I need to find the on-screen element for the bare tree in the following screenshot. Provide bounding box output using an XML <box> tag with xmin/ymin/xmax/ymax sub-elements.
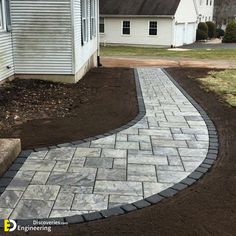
<box><xmin>214</xmin><ymin>0</ymin><xmax>236</xmax><ymax>27</ymax></box>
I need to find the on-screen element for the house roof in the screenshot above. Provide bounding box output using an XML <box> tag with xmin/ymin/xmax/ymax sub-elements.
<box><xmin>100</xmin><ymin>0</ymin><xmax>181</xmax><ymax>16</ymax></box>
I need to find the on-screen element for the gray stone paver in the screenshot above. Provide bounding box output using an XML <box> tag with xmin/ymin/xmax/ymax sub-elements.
<box><xmin>31</xmin><ymin>171</ymin><xmax>51</xmax><ymax>184</ymax></box>
<box><xmin>0</xmin><ymin>190</ymin><xmax>23</xmax><ymax>208</ymax></box>
<box><xmin>109</xmin><ymin>195</ymin><xmax>141</xmax><ymax>208</ymax></box>
<box><xmin>127</xmin><ymin>164</ymin><xmax>157</xmax><ymax>182</ymax></box>
<box><xmin>84</xmin><ymin>157</ymin><xmax>113</xmax><ymax>168</ymax></box>
<box><xmin>113</xmin><ymin>158</ymin><xmax>126</xmax><ymax>169</ymax></box>
<box><xmin>94</xmin><ymin>181</ymin><xmax>143</xmax><ymax>196</ymax></box>
<box><xmin>0</xmin><ymin>68</ymin><xmax>209</xmax><ymax>219</ymax></box>
<box><xmin>10</xmin><ymin>200</ymin><xmax>54</xmax><ymax>219</ymax></box>
<box><xmin>22</xmin><ymin>185</ymin><xmax>60</xmax><ymax>201</ymax></box>
<box><xmin>54</xmin><ymin>192</ymin><xmax>74</xmax><ymax>210</ymax></box>
<box><xmin>72</xmin><ymin>194</ymin><xmax>108</xmax><ymax>211</ymax></box>
<box><xmin>97</xmin><ymin>168</ymin><xmax>126</xmax><ymax>181</ymax></box>
<box><xmin>143</xmin><ymin>182</ymin><xmax>174</xmax><ymax>198</ymax></box>
<box><xmin>0</xmin><ymin>208</ymin><xmax>13</xmax><ymax>218</ymax></box>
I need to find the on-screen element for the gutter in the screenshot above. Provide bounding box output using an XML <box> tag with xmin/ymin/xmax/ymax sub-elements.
<box><xmin>100</xmin><ymin>14</ymin><xmax>174</xmax><ymax>18</ymax></box>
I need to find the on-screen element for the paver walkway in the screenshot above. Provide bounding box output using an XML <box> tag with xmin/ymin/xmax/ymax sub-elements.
<box><xmin>0</xmin><ymin>68</ymin><xmax>209</xmax><ymax>219</ymax></box>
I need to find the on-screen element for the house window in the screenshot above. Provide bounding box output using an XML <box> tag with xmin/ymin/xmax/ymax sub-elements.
<box><xmin>0</xmin><ymin>0</ymin><xmax>5</xmax><ymax>31</ymax></box>
<box><xmin>99</xmin><ymin>17</ymin><xmax>104</xmax><ymax>33</ymax></box>
<box><xmin>122</xmin><ymin>21</ymin><xmax>130</xmax><ymax>35</ymax></box>
<box><xmin>81</xmin><ymin>0</ymin><xmax>88</xmax><ymax>44</ymax></box>
<box><xmin>149</xmin><ymin>21</ymin><xmax>157</xmax><ymax>35</ymax></box>
<box><xmin>90</xmin><ymin>0</ymin><xmax>96</xmax><ymax>38</ymax></box>
<box><xmin>206</xmin><ymin>0</ymin><xmax>209</xmax><ymax>5</ymax></box>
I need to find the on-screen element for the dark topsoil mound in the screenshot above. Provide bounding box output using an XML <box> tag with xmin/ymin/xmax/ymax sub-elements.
<box><xmin>0</xmin><ymin>68</ymin><xmax>138</xmax><ymax>149</ymax></box>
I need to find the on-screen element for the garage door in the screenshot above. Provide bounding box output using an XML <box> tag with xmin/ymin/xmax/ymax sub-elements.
<box><xmin>186</xmin><ymin>23</ymin><xmax>196</xmax><ymax>44</ymax></box>
<box><xmin>175</xmin><ymin>23</ymin><xmax>185</xmax><ymax>47</ymax></box>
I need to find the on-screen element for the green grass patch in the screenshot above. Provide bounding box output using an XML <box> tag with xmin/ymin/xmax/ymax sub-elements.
<box><xmin>101</xmin><ymin>46</ymin><xmax>236</xmax><ymax>60</ymax></box>
<box><xmin>197</xmin><ymin>69</ymin><xmax>236</xmax><ymax>107</ymax></box>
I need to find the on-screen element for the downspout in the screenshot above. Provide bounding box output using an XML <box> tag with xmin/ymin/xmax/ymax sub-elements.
<box><xmin>97</xmin><ymin>0</ymin><xmax>102</xmax><ymax>66</ymax></box>
<box><xmin>171</xmin><ymin>16</ymin><xmax>175</xmax><ymax>48</ymax></box>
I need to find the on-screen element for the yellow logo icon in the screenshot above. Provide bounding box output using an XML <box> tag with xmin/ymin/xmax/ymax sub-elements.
<box><xmin>4</xmin><ymin>219</ymin><xmax>17</xmax><ymax>232</ymax></box>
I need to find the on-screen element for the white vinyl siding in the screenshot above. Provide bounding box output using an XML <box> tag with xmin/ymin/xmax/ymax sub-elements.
<box><xmin>10</xmin><ymin>0</ymin><xmax>73</xmax><ymax>74</ymax></box>
<box><xmin>73</xmin><ymin>0</ymin><xmax>98</xmax><ymax>74</ymax></box>
<box><xmin>0</xmin><ymin>33</ymin><xmax>14</xmax><ymax>81</ymax></box>
<box><xmin>100</xmin><ymin>18</ymin><xmax>172</xmax><ymax>46</ymax></box>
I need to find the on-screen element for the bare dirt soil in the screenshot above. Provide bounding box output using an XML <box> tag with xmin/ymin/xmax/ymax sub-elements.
<box><xmin>0</xmin><ymin>68</ymin><xmax>138</xmax><ymax>149</ymax></box>
<box><xmin>101</xmin><ymin>56</ymin><xmax>236</xmax><ymax>69</ymax></box>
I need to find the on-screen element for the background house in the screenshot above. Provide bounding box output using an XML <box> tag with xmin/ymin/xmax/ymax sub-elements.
<box><xmin>100</xmin><ymin>0</ymin><xmax>214</xmax><ymax>47</ymax></box>
<box><xmin>0</xmin><ymin>0</ymin><xmax>99</xmax><ymax>83</ymax></box>
<box><xmin>195</xmin><ymin>0</ymin><xmax>214</xmax><ymax>23</ymax></box>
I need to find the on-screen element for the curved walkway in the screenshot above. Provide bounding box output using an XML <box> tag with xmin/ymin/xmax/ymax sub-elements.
<box><xmin>0</xmin><ymin>68</ymin><xmax>210</xmax><ymax>219</ymax></box>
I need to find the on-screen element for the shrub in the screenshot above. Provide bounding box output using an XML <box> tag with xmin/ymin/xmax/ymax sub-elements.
<box><xmin>196</xmin><ymin>29</ymin><xmax>208</xmax><ymax>40</ymax></box>
<box><xmin>216</xmin><ymin>28</ymin><xmax>225</xmax><ymax>38</ymax></box>
<box><xmin>223</xmin><ymin>21</ymin><xmax>236</xmax><ymax>43</ymax></box>
<box><xmin>196</xmin><ymin>22</ymin><xmax>208</xmax><ymax>41</ymax></box>
<box><xmin>206</xmin><ymin>21</ymin><xmax>216</xmax><ymax>38</ymax></box>
<box><xmin>198</xmin><ymin>22</ymin><xmax>208</xmax><ymax>34</ymax></box>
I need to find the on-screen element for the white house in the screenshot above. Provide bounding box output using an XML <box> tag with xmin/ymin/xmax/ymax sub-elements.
<box><xmin>0</xmin><ymin>0</ymin><xmax>99</xmax><ymax>83</ymax></box>
<box><xmin>195</xmin><ymin>0</ymin><xmax>214</xmax><ymax>23</ymax></box>
<box><xmin>100</xmin><ymin>0</ymin><xmax>214</xmax><ymax>47</ymax></box>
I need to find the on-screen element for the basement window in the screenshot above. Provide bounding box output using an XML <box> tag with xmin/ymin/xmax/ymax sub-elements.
<box><xmin>122</xmin><ymin>21</ymin><xmax>130</xmax><ymax>35</ymax></box>
<box><xmin>149</xmin><ymin>21</ymin><xmax>157</xmax><ymax>35</ymax></box>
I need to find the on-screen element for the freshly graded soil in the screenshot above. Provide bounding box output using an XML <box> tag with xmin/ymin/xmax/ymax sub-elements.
<box><xmin>0</xmin><ymin>68</ymin><xmax>138</xmax><ymax>149</ymax></box>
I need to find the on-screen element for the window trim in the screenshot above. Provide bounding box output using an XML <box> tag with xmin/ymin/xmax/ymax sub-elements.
<box><xmin>90</xmin><ymin>0</ymin><xmax>96</xmax><ymax>39</ymax></box>
<box><xmin>81</xmin><ymin>0</ymin><xmax>88</xmax><ymax>45</ymax></box>
<box><xmin>0</xmin><ymin>0</ymin><xmax>6</xmax><ymax>32</ymax></box>
<box><xmin>149</xmin><ymin>21</ymin><xmax>157</xmax><ymax>36</ymax></box>
<box><xmin>122</xmin><ymin>20</ymin><xmax>130</xmax><ymax>36</ymax></box>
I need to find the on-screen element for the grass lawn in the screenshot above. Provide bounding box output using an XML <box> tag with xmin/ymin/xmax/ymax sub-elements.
<box><xmin>101</xmin><ymin>46</ymin><xmax>236</xmax><ymax>60</ymax></box>
<box><xmin>197</xmin><ymin>69</ymin><xmax>236</xmax><ymax>107</ymax></box>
